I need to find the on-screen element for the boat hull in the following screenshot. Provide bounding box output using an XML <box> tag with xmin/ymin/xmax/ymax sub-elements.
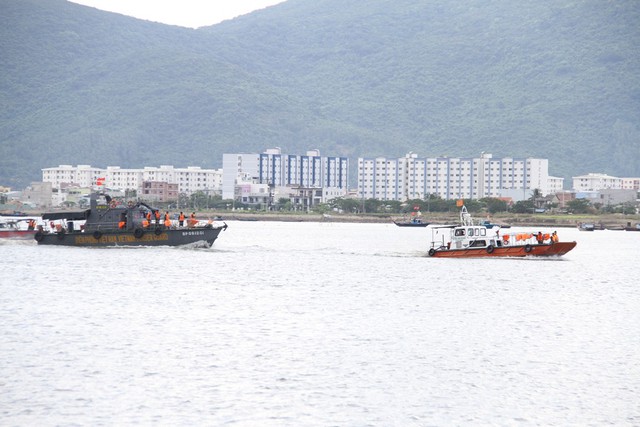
<box><xmin>0</xmin><ymin>230</ymin><xmax>35</xmax><ymax>240</ymax></box>
<box><xmin>34</xmin><ymin>227</ymin><xmax>225</xmax><ymax>247</ymax></box>
<box><xmin>428</xmin><ymin>242</ymin><xmax>577</xmax><ymax>258</ymax></box>
<box><xmin>394</xmin><ymin>221</ymin><xmax>429</xmax><ymax>227</ymax></box>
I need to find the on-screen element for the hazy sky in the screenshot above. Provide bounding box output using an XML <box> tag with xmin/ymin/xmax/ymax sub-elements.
<box><xmin>69</xmin><ymin>0</ymin><xmax>286</xmax><ymax>28</ymax></box>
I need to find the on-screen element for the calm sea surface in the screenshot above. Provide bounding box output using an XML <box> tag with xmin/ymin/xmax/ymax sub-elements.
<box><xmin>1</xmin><ymin>221</ymin><xmax>639</xmax><ymax>426</ymax></box>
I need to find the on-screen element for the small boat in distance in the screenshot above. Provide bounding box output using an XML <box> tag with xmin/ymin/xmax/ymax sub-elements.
<box><xmin>394</xmin><ymin>208</ymin><xmax>429</xmax><ymax>227</ymax></box>
<box><xmin>479</xmin><ymin>219</ymin><xmax>511</xmax><ymax>229</ymax></box>
<box><xmin>427</xmin><ymin>205</ymin><xmax>576</xmax><ymax>258</ymax></box>
<box><xmin>0</xmin><ymin>219</ymin><xmax>36</xmax><ymax>240</ymax></box>
<box><xmin>34</xmin><ymin>193</ymin><xmax>227</xmax><ymax>247</ymax></box>
<box><xmin>577</xmin><ymin>222</ymin><xmax>595</xmax><ymax>231</ymax></box>
<box><xmin>393</xmin><ymin>218</ymin><xmax>429</xmax><ymax>227</ymax></box>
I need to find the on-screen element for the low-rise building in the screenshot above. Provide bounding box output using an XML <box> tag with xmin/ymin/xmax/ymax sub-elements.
<box><xmin>42</xmin><ymin>164</ymin><xmax>222</xmax><ymax>196</ymax></box>
<box><xmin>572</xmin><ymin>173</ymin><xmax>622</xmax><ymax>191</ymax></box>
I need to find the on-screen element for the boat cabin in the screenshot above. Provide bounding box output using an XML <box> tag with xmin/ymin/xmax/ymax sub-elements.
<box><xmin>433</xmin><ymin>224</ymin><xmax>502</xmax><ymax>250</ymax></box>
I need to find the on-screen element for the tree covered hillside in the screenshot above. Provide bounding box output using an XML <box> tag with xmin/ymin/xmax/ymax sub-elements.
<box><xmin>1</xmin><ymin>0</ymin><xmax>639</xmax><ymax>188</ymax></box>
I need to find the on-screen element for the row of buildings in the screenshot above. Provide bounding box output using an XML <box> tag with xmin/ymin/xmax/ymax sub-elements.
<box><xmin>6</xmin><ymin>148</ymin><xmax>639</xmax><ymax>208</ymax></box>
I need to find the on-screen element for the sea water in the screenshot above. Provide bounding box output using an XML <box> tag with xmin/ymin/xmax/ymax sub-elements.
<box><xmin>1</xmin><ymin>222</ymin><xmax>638</xmax><ymax>426</ymax></box>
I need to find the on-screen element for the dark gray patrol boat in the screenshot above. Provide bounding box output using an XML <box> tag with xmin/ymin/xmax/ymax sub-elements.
<box><xmin>35</xmin><ymin>193</ymin><xmax>227</xmax><ymax>247</ymax></box>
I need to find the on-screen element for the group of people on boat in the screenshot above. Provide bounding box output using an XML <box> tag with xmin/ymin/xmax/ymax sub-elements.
<box><xmin>499</xmin><ymin>230</ymin><xmax>559</xmax><ymax>245</ymax></box>
<box><xmin>139</xmin><ymin>210</ymin><xmax>200</xmax><ymax>229</ymax></box>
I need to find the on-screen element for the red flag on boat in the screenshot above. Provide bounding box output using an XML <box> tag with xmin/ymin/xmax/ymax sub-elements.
<box><xmin>96</xmin><ymin>177</ymin><xmax>105</xmax><ymax>186</ymax></box>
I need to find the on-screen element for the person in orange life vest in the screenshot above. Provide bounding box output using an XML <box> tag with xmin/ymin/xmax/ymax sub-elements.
<box><xmin>178</xmin><ymin>212</ymin><xmax>185</xmax><ymax>227</ymax></box>
<box><xmin>142</xmin><ymin>218</ymin><xmax>150</xmax><ymax>228</ymax></box>
<box><xmin>146</xmin><ymin>211</ymin><xmax>152</xmax><ymax>224</ymax></box>
<box><xmin>28</xmin><ymin>219</ymin><xmax>36</xmax><ymax>230</ymax></box>
<box><xmin>154</xmin><ymin>210</ymin><xmax>161</xmax><ymax>225</ymax></box>
<box><xmin>188</xmin><ymin>212</ymin><xmax>197</xmax><ymax>228</ymax></box>
<box><xmin>536</xmin><ymin>231</ymin><xmax>544</xmax><ymax>244</ymax></box>
<box><xmin>119</xmin><ymin>212</ymin><xmax>127</xmax><ymax>229</ymax></box>
<box><xmin>164</xmin><ymin>212</ymin><xmax>171</xmax><ymax>228</ymax></box>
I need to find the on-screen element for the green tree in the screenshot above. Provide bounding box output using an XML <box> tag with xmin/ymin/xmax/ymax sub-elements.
<box><xmin>481</xmin><ymin>197</ymin><xmax>508</xmax><ymax>214</ymax></box>
<box><xmin>512</xmin><ymin>199</ymin><xmax>535</xmax><ymax>214</ymax></box>
<box><xmin>567</xmin><ymin>198</ymin><xmax>591</xmax><ymax>214</ymax></box>
<box><xmin>332</xmin><ymin>197</ymin><xmax>361</xmax><ymax>213</ymax></box>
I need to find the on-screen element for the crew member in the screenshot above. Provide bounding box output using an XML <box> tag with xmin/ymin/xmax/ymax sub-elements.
<box><xmin>164</xmin><ymin>212</ymin><xmax>171</xmax><ymax>228</ymax></box>
<box><xmin>188</xmin><ymin>212</ymin><xmax>197</xmax><ymax>228</ymax></box>
<box><xmin>154</xmin><ymin>210</ymin><xmax>161</xmax><ymax>225</ymax></box>
<box><xmin>551</xmin><ymin>231</ymin><xmax>559</xmax><ymax>243</ymax></box>
<box><xmin>119</xmin><ymin>212</ymin><xmax>127</xmax><ymax>229</ymax></box>
<box><xmin>178</xmin><ymin>212</ymin><xmax>185</xmax><ymax>227</ymax></box>
<box><xmin>536</xmin><ymin>231</ymin><xmax>544</xmax><ymax>244</ymax></box>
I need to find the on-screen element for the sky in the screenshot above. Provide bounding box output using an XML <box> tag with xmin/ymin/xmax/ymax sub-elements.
<box><xmin>68</xmin><ymin>0</ymin><xmax>287</xmax><ymax>28</ymax></box>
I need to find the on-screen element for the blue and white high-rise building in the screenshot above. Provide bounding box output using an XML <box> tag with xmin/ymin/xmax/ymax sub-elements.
<box><xmin>222</xmin><ymin>148</ymin><xmax>349</xmax><ymax>202</ymax></box>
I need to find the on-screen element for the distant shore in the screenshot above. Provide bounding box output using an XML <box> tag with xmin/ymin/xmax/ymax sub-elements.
<box><xmin>5</xmin><ymin>208</ymin><xmax>638</xmax><ymax>230</ymax></box>
<box><xmin>207</xmin><ymin>211</ymin><xmax>640</xmax><ymax>229</ymax></box>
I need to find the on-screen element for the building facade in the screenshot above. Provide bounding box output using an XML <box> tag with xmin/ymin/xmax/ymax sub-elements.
<box><xmin>42</xmin><ymin>165</ymin><xmax>103</xmax><ymax>188</ymax></box>
<box><xmin>358</xmin><ymin>153</ymin><xmax>551</xmax><ymax>202</ymax></box>
<box><xmin>572</xmin><ymin>173</ymin><xmax>622</xmax><ymax>192</ymax></box>
<box><xmin>42</xmin><ymin>165</ymin><xmax>222</xmax><ymax>196</ymax></box>
<box><xmin>222</xmin><ymin>148</ymin><xmax>349</xmax><ymax>202</ymax></box>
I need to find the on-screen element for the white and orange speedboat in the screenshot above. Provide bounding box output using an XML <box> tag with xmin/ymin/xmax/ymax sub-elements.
<box><xmin>427</xmin><ymin>206</ymin><xmax>576</xmax><ymax>258</ymax></box>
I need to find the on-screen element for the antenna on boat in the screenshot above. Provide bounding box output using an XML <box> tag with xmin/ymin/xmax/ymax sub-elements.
<box><xmin>460</xmin><ymin>205</ymin><xmax>473</xmax><ymax>226</ymax></box>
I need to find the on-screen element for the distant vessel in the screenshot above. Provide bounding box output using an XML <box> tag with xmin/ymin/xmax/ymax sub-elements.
<box><xmin>393</xmin><ymin>218</ymin><xmax>429</xmax><ymax>227</ymax></box>
<box><xmin>479</xmin><ymin>219</ymin><xmax>511</xmax><ymax>229</ymax></box>
<box><xmin>0</xmin><ymin>219</ymin><xmax>36</xmax><ymax>240</ymax></box>
<box><xmin>427</xmin><ymin>205</ymin><xmax>576</xmax><ymax>258</ymax></box>
<box><xmin>394</xmin><ymin>209</ymin><xmax>429</xmax><ymax>227</ymax></box>
<box><xmin>35</xmin><ymin>193</ymin><xmax>227</xmax><ymax>247</ymax></box>
<box><xmin>577</xmin><ymin>222</ymin><xmax>595</xmax><ymax>231</ymax></box>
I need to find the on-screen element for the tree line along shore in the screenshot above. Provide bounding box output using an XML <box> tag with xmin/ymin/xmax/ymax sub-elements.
<box><xmin>210</xmin><ymin>211</ymin><xmax>639</xmax><ymax>229</ymax></box>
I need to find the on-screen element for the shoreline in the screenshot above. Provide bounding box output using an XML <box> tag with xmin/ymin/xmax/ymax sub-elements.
<box><xmin>213</xmin><ymin>211</ymin><xmax>639</xmax><ymax>229</ymax></box>
<box><xmin>5</xmin><ymin>209</ymin><xmax>638</xmax><ymax>230</ymax></box>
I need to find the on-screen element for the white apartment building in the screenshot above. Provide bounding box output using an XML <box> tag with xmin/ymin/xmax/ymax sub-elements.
<box><xmin>106</xmin><ymin>166</ymin><xmax>143</xmax><ymax>190</ymax></box>
<box><xmin>358</xmin><ymin>153</ymin><xmax>551</xmax><ymax>202</ymax></box>
<box><xmin>42</xmin><ymin>165</ymin><xmax>223</xmax><ymax>195</ymax></box>
<box><xmin>222</xmin><ymin>148</ymin><xmax>349</xmax><ymax>201</ymax></box>
<box><xmin>42</xmin><ymin>164</ymin><xmax>103</xmax><ymax>188</ymax></box>
<box><xmin>548</xmin><ymin>176</ymin><xmax>565</xmax><ymax>194</ymax></box>
<box><xmin>142</xmin><ymin>166</ymin><xmax>223</xmax><ymax>195</ymax></box>
<box><xmin>572</xmin><ymin>173</ymin><xmax>622</xmax><ymax>192</ymax></box>
<box><xmin>621</xmin><ymin>177</ymin><xmax>640</xmax><ymax>190</ymax></box>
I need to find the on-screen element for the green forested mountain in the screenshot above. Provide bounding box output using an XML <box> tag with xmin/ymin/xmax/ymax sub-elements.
<box><xmin>1</xmin><ymin>0</ymin><xmax>639</xmax><ymax>188</ymax></box>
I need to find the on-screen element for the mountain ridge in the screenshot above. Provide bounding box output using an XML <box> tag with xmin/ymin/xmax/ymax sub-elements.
<box><xmin>1</xmin><ymin>0</ymin><xmax>639</xmax><ymax>188</ymax></box>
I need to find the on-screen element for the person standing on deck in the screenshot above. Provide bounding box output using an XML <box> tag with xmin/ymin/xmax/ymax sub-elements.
<box><xmin>179</xmin><ymin>212</ymin><xmax>185</xmax><ymax>227</ymax></box>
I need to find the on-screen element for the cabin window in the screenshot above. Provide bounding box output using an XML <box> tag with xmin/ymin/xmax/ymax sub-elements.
<box><xmin>454</xmin><ymin>229</ymin><xmax>465</xmax><ymax>237</ymax></box>
<box><xmin>481</xmin><ymin>229</ymin><xmax>486</xmax><ymax>236</ymax></box>
<box><xmin>469</xmin><ymin>240</ymin><xmax>487</xmax><ymax>247</ymax></box>
<box><xmin>468</xmin><ymin>228</ymin><xmax>474</xmax><ymax>236</ymax></box>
